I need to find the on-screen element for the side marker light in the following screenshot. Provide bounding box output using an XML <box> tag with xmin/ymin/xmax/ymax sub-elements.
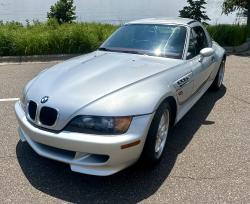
<box><xmin>121</xmin><ymin>140</ymin><xmax>141</xmax><ymax>149</ymax></box>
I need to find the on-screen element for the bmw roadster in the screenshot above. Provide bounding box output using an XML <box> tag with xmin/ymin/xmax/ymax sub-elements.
<box><xmin>15</xmin><ymin>18</ymin><xmax>226</xmax><ymax>176</ymax></box>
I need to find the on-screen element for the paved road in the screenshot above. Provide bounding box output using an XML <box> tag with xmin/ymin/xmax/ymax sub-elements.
<box><xmin>1</xmin><ymin>56</ymin><xmax>250</xmax><ymax>203</ymax></box>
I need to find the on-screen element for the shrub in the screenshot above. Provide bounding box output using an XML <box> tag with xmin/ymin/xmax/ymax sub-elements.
<box><xmin>0</xmin><ymin>21</ymin><xmax>119</xmax><ymax>56</ymax></box>
<box><xmin>205</xmin><ymin>24</ymin><xmax>250</xmax><ymax>46</ymax></box>
<box><xmin>46</xmin><ymin>18</ymin><xmax>60</xmax><ymax>28</ymax></box>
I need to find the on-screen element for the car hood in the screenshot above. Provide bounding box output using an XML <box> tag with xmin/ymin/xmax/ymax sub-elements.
<box><xmin>27</xmin><ymin>51</ymin><xmax>183</xmax><ymax>130</ymax></box>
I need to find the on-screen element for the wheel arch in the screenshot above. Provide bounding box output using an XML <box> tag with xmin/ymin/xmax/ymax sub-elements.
<box><xmin>156</xmin><ymin>96</ymin><xmax>177</xmax><ymax>127</ymax></box>
<box><xmin>218</xmin><ymin>52</ymin><xmax>227</xmax><ymax>72</ymax></box>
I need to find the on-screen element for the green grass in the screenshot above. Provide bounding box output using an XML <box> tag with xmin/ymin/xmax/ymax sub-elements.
<box><xmin>0</xmin><ymin>20</ymin><xmax>119</xmax><ymax>56</ymax></box>
<box><xmin>205</xmin><ymin>24</ymin><xmax>250</xmax><ymax>47</ymax></box>
<box><xmin>0</xmin><ymin>20</ymin><xmax>249</xmax><ymax>56</ymax></box>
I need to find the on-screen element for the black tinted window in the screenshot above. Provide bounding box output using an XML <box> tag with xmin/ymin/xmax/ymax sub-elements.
<box><xmin>186</xmin><ymin>26</ymin><xmax>207</xmax><ymax>60</ymax></box>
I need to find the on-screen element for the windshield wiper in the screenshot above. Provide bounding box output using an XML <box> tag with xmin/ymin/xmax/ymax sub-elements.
<box><xmin>118</xmin><ymin>50</ymin><xmax>146</xmax><ymax>55</ymax></box>
<box><xmin>98</xmin><ymin>48</ymin><xmax>148</xmax><ymax>56</ymax></box>
<box><xmin>97</xmin><ymin>47</ymin><xmax>113</xmax><ymax>52</ymax></box>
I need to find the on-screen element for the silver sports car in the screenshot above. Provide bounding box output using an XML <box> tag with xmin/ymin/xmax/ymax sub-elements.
<box><xmin>15</xmin><ymin>18</ymin><xmax>226</xmax><ymax>176</ymax></box>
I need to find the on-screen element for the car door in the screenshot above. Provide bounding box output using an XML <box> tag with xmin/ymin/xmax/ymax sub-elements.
<box><xmin>187</xmin><ymin>26</ymin><xmax>215</xmax><ymax>96</ymax></box>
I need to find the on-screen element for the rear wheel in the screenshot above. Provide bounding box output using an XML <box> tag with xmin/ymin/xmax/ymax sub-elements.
<box><xmin>210</xmin><ymin>58</ymin><xmax>226</xmax><ymax>91</ymax></box>
<box><xmin>139</xmin><ymin>101</ymin><xmax>171</xmax><ymax>167</ymax></box>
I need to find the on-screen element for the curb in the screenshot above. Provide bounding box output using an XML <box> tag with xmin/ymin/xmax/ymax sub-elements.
<box><xmin>0</xmin><ymin>54</ymin><xmax>83</xmax><ymax>63</ymax></box>
<box><xmin>223</xmin><ymin>42</ymin><xmax>250</xmax><ymax>53</ymax></box>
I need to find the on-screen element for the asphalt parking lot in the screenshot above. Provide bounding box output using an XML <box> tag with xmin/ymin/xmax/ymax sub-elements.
<box><xmin>1</xmin><ymin>55</ymin><xmax>250</xmax><ymax>203</ymax></box>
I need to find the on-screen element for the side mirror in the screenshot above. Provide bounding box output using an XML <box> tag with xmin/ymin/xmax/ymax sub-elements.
<box><xmin>199</xmin><ymin>48</ymin><xmax>215</xmax><ymax>62</ymax></box>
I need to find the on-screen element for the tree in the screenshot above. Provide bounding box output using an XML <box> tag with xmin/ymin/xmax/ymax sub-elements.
<box><xmin>222</xmin><ymin>0</ymin><xmax>250</xmax><ymax>27</ymax></box>
<box><xmin>47</xmin><ymin>0</ymin><xmax>77</xmax><ymax>24</ymax></box>
<box><xmin>179</xmin><ymin>0</ymin><xmax>211</xmax><ymax>22</ymax></box>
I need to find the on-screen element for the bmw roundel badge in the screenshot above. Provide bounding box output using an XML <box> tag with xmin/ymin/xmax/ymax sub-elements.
<box><xmin>41</xmin><ymin>96</ymin><xmax>49</xmax><ymax>103</ymax></box>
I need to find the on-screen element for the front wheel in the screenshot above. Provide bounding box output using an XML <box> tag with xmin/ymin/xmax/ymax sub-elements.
<box><xmin>210</xmin><ymin>58</ymin><xmax>226</xmax><ymax>91</ymax></box>
<box><xmin>138</xmin><ymin>101</ymin><xmax>171</xmax><ymax>167</ymax></box>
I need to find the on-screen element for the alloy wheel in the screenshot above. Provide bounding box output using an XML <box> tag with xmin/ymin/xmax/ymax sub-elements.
<box><xmin>155</xmin><ymin>109</ymin><xmax>169</xmax><ymax>159</ymax></box>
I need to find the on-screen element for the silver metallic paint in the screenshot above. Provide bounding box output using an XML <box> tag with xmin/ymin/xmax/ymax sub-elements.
<box><xmin>25</xmin><ymin>52</ymin><xmax>189</xmax><ymax>130</ymax></box>
<box><xmin>15</xmin><ymin>18</ymin><xmax>226</xmax><ymax>176</ymax></box>
<box><xmin>199</xmin><ymin>48</ymin><xmax>215</xmax><ymax>62</ymax></box>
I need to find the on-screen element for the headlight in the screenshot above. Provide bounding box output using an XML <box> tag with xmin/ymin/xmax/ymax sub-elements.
<box><xmin>65</xmin><ymin>116</ymin><xmax>133</xmax><ymax>135</ymax></box>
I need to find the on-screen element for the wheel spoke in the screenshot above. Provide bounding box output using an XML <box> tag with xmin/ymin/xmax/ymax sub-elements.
<box><xmin>159</xmin><ymin>125</ymin><xmax>165</xmax><ymax>140</ymax></box>
<box><xmin>155</xmin><ymin>137</ymin><xmax>162</xmax><ymax>152</ymax></box>
<box><xmin>158</xmin><ymin>115</ymin><xmax>164</xmax><ymax>131</ymax></box>
<box><xmin>158</xmin><ymin>118</ymin><xmax>162</xmax><ymax>131</ymax></box>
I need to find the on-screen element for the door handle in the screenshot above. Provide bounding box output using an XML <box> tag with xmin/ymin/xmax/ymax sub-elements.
<box><xmin>211</xmin><ymin>56</ymin><xmax>215</xmax><ymax>62</ymax></box>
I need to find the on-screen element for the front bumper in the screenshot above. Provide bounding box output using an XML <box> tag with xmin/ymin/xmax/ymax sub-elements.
<box><xmin>15</xmin><ymin>101</ymin><xmax>154</xmax><ymax>176</ymax></box>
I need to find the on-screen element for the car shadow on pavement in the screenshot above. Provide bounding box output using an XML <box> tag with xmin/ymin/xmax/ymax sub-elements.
<box><xmin>16</xmin><ymin>85</ymin><xmax>226</xmax><ymax>204</ymax></box>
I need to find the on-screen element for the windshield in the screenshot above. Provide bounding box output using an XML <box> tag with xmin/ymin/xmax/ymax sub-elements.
<box><xmin>99</xmin><ymin>24</ymin><xmax>187</xmax><ymax>59</ymax></box>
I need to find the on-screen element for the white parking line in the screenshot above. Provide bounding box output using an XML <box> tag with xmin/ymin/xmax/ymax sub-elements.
<box><xmin>0</xmin><ymin>98</ymin><xmax>19</xmax><ymax>102</ymax></box>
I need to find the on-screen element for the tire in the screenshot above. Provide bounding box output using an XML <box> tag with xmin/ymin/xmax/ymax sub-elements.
<box><xmin>210</xmin><ymin>57</ymin><xmax>226</xmax><ymax>91</ymax></box>
<box><xmin>138</xmin><ymin>101</ymin><xmax>171</xmax><ymax>167</ymax></box>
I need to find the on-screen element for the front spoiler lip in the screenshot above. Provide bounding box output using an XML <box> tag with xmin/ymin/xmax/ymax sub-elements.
<box><xmin>15</xmin><ymin>100</ymin><xmax>155</xmax><ymax>176</ymax></box>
